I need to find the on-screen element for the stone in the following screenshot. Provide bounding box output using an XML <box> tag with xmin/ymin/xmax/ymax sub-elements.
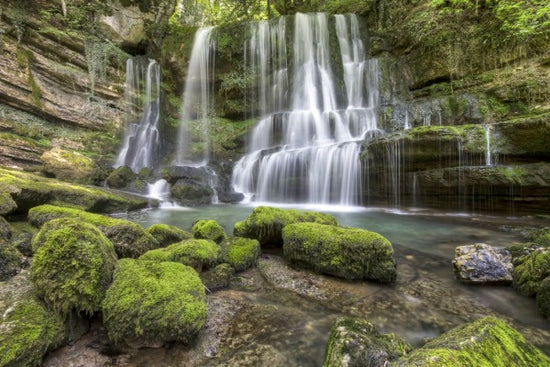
<box><xmin>192</xmin><ymin>219</ymin><xmax>227</xmax><ymax>244</ymax></box>
<box><xmin>40</xmin><ymin>147</ymin><xmax>97</xmax><ymax>184</ymax></box>
<box><xmin>0</xmin><ymin>190</ymin><xmax>17</xmax><ymax>215</ymax></box>
<box><xmin>146</xmin><ymin>223</ymin><xmax>192</xmax><ymax>247</ymax></box>
<box><xmin>513</xmin><ymin>248</ymin><xmax>550</xmax><ymax>297</ymax></box>
<box><xmin>105</xmin><ymin>165</ymin><xmax>136</xmax><ymax>189</ymax></box>
<box><xmin>170</xmin><ymin>179</ymin><xmax>213</xmax><ymax>206</ymax></box>
<box><xmin>282</xmin><ymin>223</ymin><xmax>397</xmax><ymax>282</ymax></box>
<box><xmin>99</xmin><ymin>5</ymin><xmax>146</xmax><ymax>51</ymax></box>
<box><xmin>0</xmin><ymin>240</ymin><xmax>25</xmax><ymax>281</ymax></box>
<box><xmin>0</xmin><ymin>215</ymin><xmax>12</xmax><ymax>239</ymax></box>
<box><xmin>324</xmin><ymin>317</ymin><xmax>412</xmax><ymax>367</ymax></box>
<box><xmin>102</xmin><ymin>259</ymin><xmax>207</xmax><ymax>349</ymax></box>
<box><xmin>139</xmin><ymin>239</ymin><xmax>220</xmax><ymax>272</ymax></box>
<box><xmin>536</xmin><ymin>276</ymin><xmax>550</xmax><ymax>319</ymax></box>
<box><xmin>221</xmin><ymin>237</ymin><xmax>260</xmax><ymax>272</ymax></box>
<box><xmin>199</xmin><ymin>263</ymin><xmax>235</xmax><ymax>291</ymax></box>
<box><xmin>452</xmin><ymin>243</ymin><xmax>513</xmax><ymax>284</ymax></box>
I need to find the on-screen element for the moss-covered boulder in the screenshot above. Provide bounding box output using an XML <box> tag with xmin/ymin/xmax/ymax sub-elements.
<box><xmin>0</xmin><ymin>215</ymin><xmax>12</xmax><ymax>239</ymax></box>
<box><xmin>199</xmin><ymin>263</ymin><xmax>235</xmax><ymax>291</ymax></box>
<box><xmin>28</xmin><ymin>204</ymin><xmax>158</xmax><ymax>258</ymax></box>
<box><xmin>0</xmin><ymin>167</ymin><xmax>148</xmax><ymax>214</ymax></box>
<box><xmin>41</xmin><ymin>148</ymin><xmax>98</xmax><ymax>184</ymax></box>
<box><xmin>324</xmin><ymin>317</ymin><xmax>412</xmax><ymax>367</ymax></box>
<box><xmin>512</xmin><ymin>248</ymin><xmax>550</xmax><ymax>297</ymax></box>
<box><xmin>192</xmin><ymin>219</ymin><xmax>227</xmax><ymax>244</ymax></box>
<box><xmin>282</xmin><ymin>223</ymin><xmax>397</xmax><ymax>282</ymax></box>
<box><xmin>233</xmin><ymin>206</ymin><xmax>339</xmax><ymax>247</ymax></box>
<box><xmin>396</xmin><ymin>316</ymin><xmax>550</xmax><ymax>366</ymax></box>
<box><xmin>528</xmin><ymin>228</ymin><xmax>550</xmax><ymax>247</ymax></box>
<box><xmin>0</xmin><ymin>241</ymin><xmax>25</xmax><ymax>281</ymax></box>
<box><xmin>30</xmin><ymin>218</ymin><xmax>117</xmax><ymax>315</ymax></box>
<box><xmin>536</xmin><ymin>276</ymin><xmax>550</xmax><ymax>320</ymax></box>
<box><xmin>221</xmin><ymin>237</ymin><xmax>260</xmax><ymax>272</ymax></box>
<box><xmin>170</xmin><ymin>181</ymin><xmax>213</xmax><ymax>206</ymax></box>
<box><xmin>102</xmin><ymin>259</ymin><xmax>207</xmax><ymax>348</ymax></box>
<box><xmin>0</xmin><ymin>190</ymin><xmax>17</xmax><ymax>215</ymax></box>
<box><xmin>139</xmin><ymin>239</ymin><xmax>221</xmax><ymax>272</ymax></box>
<box><xmin>146</xmin><ymin>223</ymin><xmax>192</xmax><ymax>247</ymax></box>
<box><xmin>105</xmin><ymin>165</ymin><xmax>136</xmax><ymax>189</ymax></box>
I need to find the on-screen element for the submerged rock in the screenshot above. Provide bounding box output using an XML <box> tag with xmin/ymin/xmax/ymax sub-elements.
<box><xmin>28</xmin><ymin>204</ymin><xmax>159</xmax><ymax>258</ymax></box>
<box><xmin>453</xmin><ymin>243</ymin><xmax>513</xmax><ymax>284</ymax></box>
<box><xmin>283</xmin><ymin>223</ymin><xmax>397</xmax><ymax>282</ymax></box>
<box><xmin>324</xmin><ymin>317</ymin><xmax>412</xmax><ymax>367</ymax></box>
<box><xmin>30</xmin><ymin>218</ymin><xmax>117</xmax><ymax>316</ymax></box>
<box><xmin>102</xmin><ymin>259</ymin><xmax>207</xmax><ymax>349</ymax></box>
<box><xmin>513</xmin><ymin>248</ymin><xmax>550</xmax><ymax>297</ymax></box>
<box><xmin>139</xmin><ymin>239</ymin><xmax>220</xmax><ymax>272</ymax></box>
<box><xmin>146</xmin><ymin>223</ymin><xmax>192</xmax><ymax>247</ymax></box>
<box><xmin>221</xmin><ymin>237</ymin><xmax>261</xmax><ymax>272</ymax></box>
<box><xmin>396</xmin><ymin>316</ymin><xmax>550</xmax><ymax>366</ymax></box>
<box><xmin>234</xmin><ymin>206</ymin><xmax>338</xmax><ymax>247</ymax></box>
<box><xmin>192</xmin><ymin>219</ymin><xmax>227</xmax><ymax>244</ymax></box>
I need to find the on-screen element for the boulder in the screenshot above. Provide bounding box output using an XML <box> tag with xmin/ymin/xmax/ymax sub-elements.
<box><xmin>40</xmin><ymin>148</ymin><xmax>97</xmax><ymax>184</ymax></box>
<box><xmin>396</xmin><ymin>317</ymin><xmax>550</xmax><ymax>366</ymax></box>
<box><xmin>218</xmin><ymin>191</ymin><xmax>245</xmax><ymax>203</ymax></box>
<box><xmin>139</xmin><ymin>239</ymin><xmax>220</xmax><ymax>272</ymax></box>
<box><xmin>199</xmin><ymin>263</ymin><xmax>235</xmax><ymax>291</ymax></box>
<box><xmin>536</xmin><ymin>276</ymin><xmax>550</xmax><ymax>319</ymax></box>
<box><xmin>233</xmin><ymin>206</ymin><xmax>339</xmax><ymax>247</ymax></box>
<box><xmin>146</xmin><ymin>223</ymin><xmax>192</xmax><ymax>247</ymax></box>
<box><xmin>512</xmin><ymin>248</ymin><xmax>550</xmax><ymax>297</ymax></box>
<box><xmin>221</xmin><ymin>237</ymin><xmax>260</xmax><ymax>272</ymax></box>
<box><xmin>324</xmin><ymin>317</ymin><xmax>412</xmax><ymax>367</ymax></box>
<box><xmin>283</xmin><ymin>223</ymin><xmax>397</xmax><ymax>282</ymax></box>
<box><xmin>98</xmin><ymin>5</ymin><xmax>146</xmax><ymax>51</ymax></box>
<box><xmin>28</xmin><ymin>204</ymin><xmax>158</xmax><ymax>258</ymax></box>
<box><xmin>0</xmin><ymin>240</ymin><xmax>25</xmax><ymax>281</ymax></box>
<box><xmin>105</xmin><ymin>166</ymin><xmax>136</xmax><ymax>189</ymax></box>
<box><xmin>102</xmin><ymin>259</ymin><xmax>207</xmax><ymax>348</ymax></box>
<box><xmin>192</xmin><ymin>219</ymin><xmax>227</xmax><ymax>244</ymax></box>
<box><xmin>0</xmin><ymin>191</ymin><xmax>17</xmax><ymax>215</ymax></box>
<box><xmin>170</xmin><ymin>180</ymin><xmax>213</xmax><ymax>206</ymax></box>
<box><xmin>452</xmin><ymin>243</ymin><xmax>513</xmax><ymax>284</ymax></box>
<box><xmin>30</xmin><ymin>218</ymin><xmax>118</xmax><ymax>315</ymax></box>
<box><xmin>0</xmin><ymin>215</ymin><xmax>12</xmax><ymax>239</ymax></box>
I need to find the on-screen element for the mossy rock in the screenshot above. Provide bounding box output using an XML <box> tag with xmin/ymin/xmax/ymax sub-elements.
<box><xmin>192</xmin><ymin>219</ymin><xmax>227</xmax><ymax>244</ymax></box>
<box><xmin>41</xmin><ymin>148</ymin><xmax>98</xmax><ymax>184</ymax></box>
<box><xmin>528</xmin><ymin>228</ymin><xmax>550</xmax><ymax>247</ymax></box>
<box><xmin>233</xmin><ymin>206</ymin><xmax>339</xmax><ymax>247</ymax></box>
<box><xmin>139</xmin><ymin>239</ymin><xmax>221</xmax><ymax>272</ymax></box>
<box><xmin>0</xmin><ymin>167</ymin><xmax>148</xmax><ymax>214</ymax></box>
<box><xmin>221</xmin><ymin>237</ymin><xmax>260</xmax><ymax>272</ymax></box>
<box><xmin>105</xmin><ymin>166</ymin><xmax>136</xmax><ymax>189</ymax></box>
<box><xmin>324</xmin><ymin>317</ymin><xmax>412</xmax><ymax>367</ymax></box>
<box><xmin>199</xmin><ymin>263</ymin><xmax>235</xmax><ymax>291</ymax></box>
<box><xmin>0</xmin><ymin>191</ymin><xmax>17</xmax><ymax>215</ymax></box>
<box><xmin>102</xmin><ymin>259</ymin><xmax>207</xmax><ymax>348</ymax></box>
<box><xmin>170</xmin><ymin>182</ymin><xmax>213</xmax><ymax>206</ymax></box>
<box><xmin>396</xmin><ymin>316</ymin><xmax>550</xmax><ymax>366</ymax></box>
<box><xmin>282</xmin><ymin>223</ymin><xmax>397</xmax><ymax>282</ymax></box>
<box><xmin>512</xmin><ymin>248</ymin><xmax>550</xmax><ymax>297</ymax></box>
<box><xmin>536</xmin><ymin>276</ymin><xmax>550</xmax><ymax>320</ymax></box>
<box><xmin>28</xmin><ymin>204</ymin><xmax>159</xmax><ymax>258</ymax></box>
<box><xmin>0</xmin><ymin>216</ymin><xmax>12</xmax><ymax>239</ymax></box>
<box><xmin>146</xmin><ymin>223</ymin><xmax>192</xmax><ymax>247</ymax></box>
<box><xmin>30</xmin><ymin>218</ymin><xmax>118</xmax><ymax>316</ymax></box>
<box><xmin>0</xmin><ymin>241</ymin><xmax>25</xmax><ymax>281</ymax></box>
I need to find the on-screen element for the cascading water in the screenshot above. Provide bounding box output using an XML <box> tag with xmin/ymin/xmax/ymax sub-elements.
<box><xmin>115</xmin><ymin>58</ymin><xmax>160</xmax><ymax>172</ymax></box>
<box><xmin>175</xmin><ymin>27</ymin><xmax>216</xmax><ymax>166</ymax></box>
<box><xmin>231</xmin><ymin>13</ymin><xmax>380</xmax><ymax>205</ymax></box>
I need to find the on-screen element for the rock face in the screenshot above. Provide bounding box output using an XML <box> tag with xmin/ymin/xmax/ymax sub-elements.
<box><xmin>41</xmin><ymin>148</ymin><xmax>97</xmax><ymax>184</ymax></box>
<box><xmin>233</xmin><ymin>206</ymin><xmax>339</xmax><ymax>247</ymax></box>
<box><xmin>396</xmin><ymin>316</ymin><xmax>550</xmax><ymax>366</ymax></box>
<box><xmin>282</xmin><ymin>223</ymin><xmax>397</xmax><ymax>282</ymax></box>
<box><xmin>324</xmin><ymin>317</ymin><xmax>412</xmax><ymax>367</ymax></box>
<box><xmin>453</xmin><ymin>243</ymin><xmax>513</xmax><ymax>284</ymax></box>
<box><xmin>102</xmin><ymin>259</ymin><xmax>207</xmax><ymax>348</ymax></box>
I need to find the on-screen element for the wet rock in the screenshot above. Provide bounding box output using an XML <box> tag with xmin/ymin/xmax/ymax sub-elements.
<box><xmin>219</xmin><ymin>191</ymin><xmax>245</xmax><ymax>203</ymax></box>
<box><xmin>13</xmin><ymin>232</ymin><xmax>33</xmax><ymax>257</ymax></box>
<box><xmin>452</xmin><ymin>243</ymin><xmax>513</xmax><ymax>284</ymax></box>
<box><xmin>513</xmin><ymin>248</ymin><xmax>550</xmax><ymax>296</ymax></box>
<box><xmin>324</xmin><ymin>317</ymin><xmax>412</xmax><ymax>367</ymax></box>
<box><xmin>221</xmin><ymin>237</ymin><xmax>260</xmax><ymax>272</ymax></box>
<box><xmin>99</xmin><ymin>5</ymin><xmax>146</xmax><ymax>50</ymax></box>
<box><xmin>192</xmin><ymin>219</ymin><xmax>227</xmax><ymax>244</ymax></box>
<box><xmin>396</xmin><ymin>317</ymin><xmax>550</xmax><ymax>366</ymax></box>
<box><xmin>41</xmin><ymin>147</ymin><xmax>97</xmax><ymax>184</ymax></box>
<box><xmin>106</xmin><ymin>165</ymin><xmax>136</xmax><ymax>189</ymax></box>
<box><xmin>200</xmin><ymin>263</ymin><xmax>235</xmax><ymax>291</ymax></box>
<box><xmin>0</xmin><ymin>216</ymin><xmax>12</xmax><ymax>239</ymax></box>
<box><xmin>170</xmin><ymin>179</ymin><xmax>213</xmax><ymax>206</ymax></box>
<box><xmin>537</xmin><ymin>276</ymin><xmax>550</xmax><ymax>320</ymax></box>
<box><xmin>283</xmin><ymin>223</ymin><xmax>397</xmax><ymax>282</ymax></box>
<box><xmin>146</xmin><ymin>223</ymin><xmax>192</xmax><ymax>247</ymax></box>
<box><xmin>163</xmin><ymin>165</ymin><xmax>213</xmax><ymax>184</ymax></box>
<box><xmin>0</xmin><ymin>240</ymin><xmax>25</xmax><ymax>281</ymax></box>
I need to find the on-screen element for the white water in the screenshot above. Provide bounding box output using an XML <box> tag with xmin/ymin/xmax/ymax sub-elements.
<box><xmin>231</xmin><ymin>13</ymin><xmax>380</xmax><ymax>205</ymax></box>
<box><xmin>485</xmin><ymin>124</ymin><xmax>492</xmax><ymax>166</ymax></box>
<box><xmin>175</xmin><ymin>27</ymin><xmax>215</xmax><ymax>166</ymax></box>
<box><xmin>147</xmin><ymin>179</ymin><xmax>170</xmax><ymax>201</ymax></box>
<box><xmin>115</xmin><ymin>59</ymin><xmax>160</xmax><ymax>171</ymax></box>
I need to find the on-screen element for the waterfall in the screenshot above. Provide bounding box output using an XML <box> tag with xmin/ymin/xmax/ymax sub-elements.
<box><xmin>485</xmin><ymin>124</ymin><xmax>492</xmax><ymax>166</ymax></box>
<box><xmin>175</xmin><ymin>27</ymin><xmax>215</xmax><ymax>166</ymax></box>
<box><xmin>147</xmin><ymin>179</ymin><xmax>170</xmax><ymax>201</ymax></box>
<box><xmin>231</xmin><ymin>13</ymin><xmax>379</xmax><ymax>205</ymax></box>
<box><xmin>115</xmin><ymin>58</ymin><xmax>160</xmax><ymax>172</ymax></box>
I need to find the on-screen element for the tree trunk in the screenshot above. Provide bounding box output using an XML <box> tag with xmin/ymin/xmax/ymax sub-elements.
<box><xmin>61</xmin><ymin>0</ymin><xmax>67</xmax><ymax>17</ymax></box>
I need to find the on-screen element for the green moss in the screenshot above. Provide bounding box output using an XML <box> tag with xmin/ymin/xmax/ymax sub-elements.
<box><xmin>102</xmin><ymin>259</ymin><xmax>207</xmax><ymax>348</ymax></box>
<box><xmin>192</xmin><ymin>219</ymin><xmax>227</xmax><ymax>244</ymax></box>
<box><xmin>528</xmin><ymin>228</ymin><xmax>550</xmax><ymax>247</ymax></box>
<box><xmin>30</xmin><ymin>218</ymin><xmax>117</xmax><ymax>316</ymax></box>
<box><xmin>537</xmin><ymin>276</ymin><xmax>550</xmax><ymax>319</ymax></box>
<box><xmin>28</xmin><ymin>204</ymin><xmax>158</xmax><ymax>258</ymax></box>
<box><xmin>513</xmin><ymin>249</ymin><xmax>550</xmax><ymax>297</ymax></box>
<box><xmin>397</xmin><ymin>316</ymin><xmax>550</xmax><ymax>366</ymax></box>
<box><xmin>28</xmin><ymin>70</ymin><xmax>43</xmax><ymax>108</ymax></box>
<box><xmin>233</xmin><ymin>206</ymin><xmax>339</xmax><ymax>247</ymax></box>
<box><xmin>106</xmin><ymin>166</ymin><xmax>136</xmax><ymax>189</ymax></box>
<box><xmin>0</xmin><ymin>216</ymin><xmax>12</xmax><ymax>239</ymax></box>
<box><xmin>146</xmin><ymin>223</ymin><xmax>192</xmax><ymax>247</ymax></box>
<box><xmin>139</xmin><ymin>239</ymin><xmax>221</xmax><ymax>272</ymax></box>
<box><xmin>221</xmin><ymin>237</ymin><xmax>260</xmax><ymax>272</ymax></box>
<box><xmin>282</xmin><ymin>223</ymin><xmax>396</xmax><ymax>282</ymax></box>
<box><xmin>199</xmin><ymin>263</ymin><xmax>235</xmax><ymax>291</ymax></box>
<box><xmin>0</xmin><ymin>242</ymin><xmax>24</xmax><ymax>281</ymax></box>
<box><xmin>0</xmin><ymin>191</ymin><xmax>18</xmax><ymax>215</ymax></box>
<box><xmin>0</xmin><ymin>295</ymin><xmax>66</xmax><ymax>367</ymax></box>
<box><xmin>324</xmin><ymin>317</ymin><xmax>412</xmax><ymax>367</ymax></box>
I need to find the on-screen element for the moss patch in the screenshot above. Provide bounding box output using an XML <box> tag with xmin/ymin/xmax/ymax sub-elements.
<box><xmin>30</xmin><ymin>218</ymin><xmax>117</xmax><ymax>316</ymax></box>
<box><xmin>199</xmin><ymin>263</ymin><xmax>235</xmax><ymax>291</ymax></box>
<box><xmin>102</xmin><ymin>259</ymin><xmax>207</xmax><ymax>348</ymax></box>
<box><xmin>221</xmin><ymin>237</ymin><xmax>260</xmax><ymax>272</ymax></box>
<box><xmin>146</xmin><ymin>223</ymin><xmax>192</xmax><ymax>247</ymax></box>
<box><xmin>536</xmin><ymin>276</ymin><xmax>550</xmax><ymax>320</ymax></box>
<box><xmin>192</xmin><ymin>219</ymin><xmax>227</xmax><ymax>244</ymax></box>
<box><xmin>513</xmin><ymin>248</ymin><xmax>550</xmax><ymax>297</ymax></box>
<box><xmin>106</xmin><ymin>166</ymin><xmax>136</xmax><ymax>189</ymax></box>
<box><xmin>139</xmin><ymin>239</ymin><xmax>221</xmax><ymax>272</ymax></box>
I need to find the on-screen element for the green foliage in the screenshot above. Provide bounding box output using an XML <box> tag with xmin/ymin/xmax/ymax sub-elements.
<box><xmin>30</xmin><ymin>218</ymin><xmax>118</xmax><ymax>316</ymax></box>
<box><xmin>221</xmin><ymin>237</ymin><xmax>261</xmax><ymax>272</ymax></box>
<box><xmin>146</xmin><ymin>223</ymin><xmax>192</xmax><ymax>247</ymax></box>
<box><xmin>513</xmin><ymin>248</ymin><xmax>550</xmax><ymax>296</ymax></box>
<box><xmin>139</xmin><ymin>239</ymin><xmax>221</xmax><ymax>271</ymax></box>
<box><xmin>171</xmin><ymin>0</ymin><xmax>273</xmax><ymax>26</ymax></box>
<box><xmin>234</xmin><ymin>206</ymin><xmax>339</xmax><ymax>247</ymax></box>
<box><xmin>282</xmin><ymin>222</ymin><xmax>396</xmax><ymax>282</ymax></box>
<box><xmin>192</xmin><ymin>219</ymin><xmax>227</xmax><ymax>244</ymax></box>
<box><xmin>102</xmin><ymin>259</ymin><xmax>207</xmax><ymax>347</ymax></box>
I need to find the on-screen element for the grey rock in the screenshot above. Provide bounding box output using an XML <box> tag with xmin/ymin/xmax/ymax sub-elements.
<box><xmin>453</xmin><ymin>243</ymin><xmax>513</xmax><ymax>284</ymax></box>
